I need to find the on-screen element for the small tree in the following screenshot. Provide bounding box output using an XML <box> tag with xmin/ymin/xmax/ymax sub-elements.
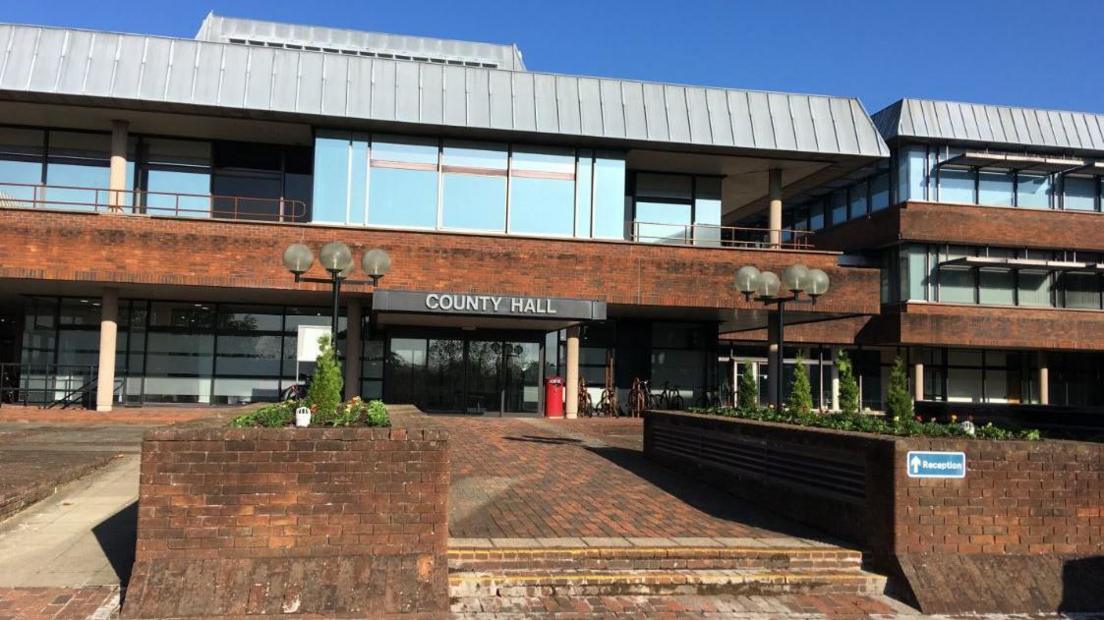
<box><xmin>307</xmin><ymin>334</ymin><xmax>343</xmax><ymax>418</ymax></box>
<box><xmin>886</xmin><ymin>355</ymin><xmax>914</xmax><ymax>422</ymax></box>
<box><xmin>837</xmin><ymin>351</ymin><xmax>861</xmax><ymax>416</ymax></box>
<box><xmin>786</xmin><ymin>353</ymin><xmax>814</xmax><ymax>416</ymax></box>
<box><xmin>737</xmin><ymin>362</ymin><xmax>759</xmax><ymax>412</ymax></box>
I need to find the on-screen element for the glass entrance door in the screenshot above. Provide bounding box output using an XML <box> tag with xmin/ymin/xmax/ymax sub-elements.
<box><xmin>502</xmin><ymin>342</ymin><xmax>540</xmax><ymax>414</ymax></box>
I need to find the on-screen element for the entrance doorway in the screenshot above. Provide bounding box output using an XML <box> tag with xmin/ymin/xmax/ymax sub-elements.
<box><xmin>386</xmin><ymin>335</ymin><xmax>541</xmax><ymax>415</ymax></box>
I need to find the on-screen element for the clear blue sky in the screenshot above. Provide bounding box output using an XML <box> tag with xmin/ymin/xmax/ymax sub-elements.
<box><xmin>5</xmin><ymin>0</ymin><xmax>1103</xmax><ymax>115</ymax></box>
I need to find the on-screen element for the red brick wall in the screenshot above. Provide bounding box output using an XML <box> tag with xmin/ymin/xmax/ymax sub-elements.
<box><xmin>124</xmin><ymin>410</ymin><xmax>449</xmax><ymax>618</ymax></box>
<box><xmin>0</xmin><ymin>208</ymin><xmax>879</xmax><ymax>315</ymax></box>
<box><xmin>896</xmin><ymin>303</ymin><xmax>1104</xmax><ymax>351</ymax></box>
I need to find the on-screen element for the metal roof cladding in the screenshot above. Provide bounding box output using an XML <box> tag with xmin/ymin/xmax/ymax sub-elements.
<box><xmin>875</xmin><ymin>98</ymin><xmax>1104</xmax><ymax>155</ymax></box>
<box><xmin>0</xmin><ymin>20</ymin><xmax>889</xmax><ymax>159</ymax></box>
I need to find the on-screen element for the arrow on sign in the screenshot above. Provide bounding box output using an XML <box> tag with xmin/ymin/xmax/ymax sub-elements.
<box><xmin>910</xmin><ymin>455</ymin><xmax>922</xmax><ymax>474</ymax></box>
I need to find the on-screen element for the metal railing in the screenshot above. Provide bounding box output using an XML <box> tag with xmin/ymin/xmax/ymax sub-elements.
<box><xmin>0</xmin><ymin>363</ymin><xmax>124</xmax><ymax>408</ymax></box>
<box><xmin>631</xmin><ymin>221</ymin><xmax>814</xmax><ymax>250</ymax></box>
<box><xmin>0</xmin><ymin>182</ymin><xmax>308</xmax><ymax>223</ymax></box>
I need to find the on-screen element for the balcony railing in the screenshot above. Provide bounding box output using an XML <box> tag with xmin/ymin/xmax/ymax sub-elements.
<box><xmin>631</xmin><ymin>221</ymin><xmax>814</xmax><ymax>250</ymax></box>
<box><xmin>0</xmin><ymin>182</ymin><xmax>308</xmax><ymax>223</ymax></box>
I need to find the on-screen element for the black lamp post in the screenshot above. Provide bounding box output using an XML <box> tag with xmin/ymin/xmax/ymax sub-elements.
<box><xmin>734</xmin><ymin>264</ymin><xmax>831</xmax><ymax>412</ymax></box>
<box><xmin>282</xmin><ymin>243</ymin><xmax>392</xmax><ymax>344</ymax></box>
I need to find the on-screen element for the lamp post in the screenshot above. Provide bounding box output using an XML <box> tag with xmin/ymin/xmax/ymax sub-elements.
<box><xmin>282</xmin><ymin>243</ymin><xmax>392</xmax><ymax>344</ymax></box>
<box><xmin>734</xmin><ymin>264</ymin><xmax>831</xmax><ymax>412</ymax></box>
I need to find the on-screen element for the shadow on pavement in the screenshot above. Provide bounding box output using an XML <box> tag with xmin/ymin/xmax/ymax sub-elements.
<box><xmin>92</xmin><ymin>500</ymin><xmax>137</xmax><ymax>594</ymax></box>
<box><xmin>502</xmin><ymin>435</ymin><xmax>582</xmax><ymax>444</ymax></box>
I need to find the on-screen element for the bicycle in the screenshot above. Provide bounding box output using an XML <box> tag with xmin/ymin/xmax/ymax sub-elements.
<box><xmin>627</xmin><ymin>378</ymin><xmax>652</xmax><ymax>417</ymax></box>
<box><xmin>577</xmin><ymin>377</ymin><xmax>595</xmax><ymax>417</ymax></box>
<box><xmin>658</xmin><ymin>381</ymin><xmax>685</xmax><ymax>410</ymax></box>
<box><xmin>282</xmin><ymin>373</ymin><xmax>312</xmax><ymax>402</ymax></box>
<box><xmin>595</xmin><ymin>386</ymin><xmax>620</xmax><ymax>417</ymax></box>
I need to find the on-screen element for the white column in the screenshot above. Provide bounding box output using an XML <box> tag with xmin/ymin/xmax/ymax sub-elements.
<box><xmin>1038</xmin><ymin>352</ymin><xmax>1049</xmax><ymax>405</ymax></box>
<box><xmin>95</xmin><ymin>288</ymin><xmax>119</xmax><ymax>412</ymax></box>
<box><xmin>830</xmin><ymin>349</ymin><xmax>840</xmax><ymax>412</ymax></box>
<box><xmin>768</xmin><ymin>168</ymin><xmax>783</xmax><ymax>248</ymax></box>
<box><xmin>767</xmin><ymin>315</ymin><xmax>780</xmax><ymax>409</ymax></box>
<box><xmin>108</xmin><ymin>120</ymin><xmax>129</xmax><ymax>211</ymax></box>
<box><xmin>912</xmin><ymin>361</ymin><xmax>924</xmax><ymax>402</ymax></box>
<box><xmin>344</xmin><ymin>298</ymin><xmax>363</xmax><ymax>400</ymax></box>
<box><xmin>565</xmin><ymin>326</ymin><xmax>580</xmax><ymax>418</ymax></box>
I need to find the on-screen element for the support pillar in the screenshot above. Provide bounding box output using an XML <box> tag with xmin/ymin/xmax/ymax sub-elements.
<box><xmin>1038</xmin><ymin>352</ymin><xmax>1049</xmax><ymax>405</ymax></box>
<box><xmin>830</xmin><ymin>349</ymin><xmax>840</xmax><ymax>412</ymax></box>
<box><xmin>768</xmin><ymin>168</ymin><xmax>783</xmax><ymax>248</ymax></box>
<box><xmin>912</xmin><ymin>361</ymin><xmax>924</xmax><ymax>402</ymax></box>
<box><xmin>108</xmin><ymin>120</ymin><xmax>129</xmax><ymax>211</ymax></box>
<box><xmin>95</xmin><ymin>288</ymin><xmax>119</xmax><ymax>412</ymax></box>
<box><xmin>565</xmin><ymin>326</ymin><xmax>580</xmax><ymax>419</ymax></box>
<box><xmin>343</xmin><ymin>298</ymin><xmax>363</xmax><ymax>400</ymax></box>
<box><xmin>767</xmin><ymin>312</ymin><xmax>780</xmax><ymax>410</ymax></box>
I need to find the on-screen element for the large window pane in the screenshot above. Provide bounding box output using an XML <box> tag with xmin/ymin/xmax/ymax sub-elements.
<box><xmin>870</xmin><ymin>173</ymin><xmax>890</xmax><ymax>211</ymax></box>
<box><xmin>1018</xmin><ymin>270</ymin><xmax>1052</xmax><ymax>307</ymax></box>
<box><xmin>694</xmin><ymin>177</ymin><xmax>722</xmax><ymax>246</ymax></box>
<box><xmin>938</xmin><ymin>247</ymin><xmax>975</xmax><ymax>304</ymax></box>
<box><xmin>311</xmin><ymin>134</ymin><xmax>352</xmax><ymax>223</ymax></box>
<box><xmin>146</xmin><ymin>169</ymin><xmax>211</xmax><ymax>216</ymax></box>
<box><xmin>575</xmin><ymin>151</ymin><xmax>593</xmax><ymax>237</ymax></box>
<box><xmin>939</xmin><ymin>167</ymin><xmax>974</xmax><ymax>203</ymax></box>
<box><xmin>848</xmin><ymin>181</ymin><xmax>868</xmax><ymax>218</ymax></box>
<box><xmin>830</xmin><ymin>189</ymin><xmax>847</xmax><ymax>225</ymax></box>
<box><xmin>635</xmin><ymin>173</ymin><xmax>692</xmax><ymax>200</ymax></box>
<box><xmin>979</xmin><ymin>268</ymin><xmax>1015</xmax><ymax>305</ymax></box>
<box><xmin>509</xmin><ymin>148</ymin><xmax>575</xmax><ymax>236</ymax></box>
<box><xmin>1061</xmin><ymin>272</ymin><xmax>1101</xmax><ymax>309</ymax></box>
<box><xmin>592</xmin><ymin>154</ymin><xmax>626</xmax><ymax>239</ymax></box>
<box><xmin>0</xmin><ymin>127</ymin><xmax>45</xmax><ymax>203</ymax></box>
<box><xmin>368</xmin><ymin>167</ymin><xmax>437</xmax><ymax>227</ymax></box>
<box><xmin>1064</xmin><ymin>175</ymin><xmax>1095</xmax><ymax>211</ymax></box>
<box><xmin>898</xmin><ymin>145</ymin><xmax>927</xmax><ymax>202</ymax></box>
<box><xmin>978</xmin><ymin>170</ymin><xmax>1013</xmax><ymax>206</ymax></box>
<box><xmin>636</xmin><ymin>201</ymin><xmax>691</xmax><ymax>243</ymax></box>
<box><xmin>442</xmin><ymin>142</ymin><xmax>506</xmax><ymax>232</ymax></box>
<box><xmin>901</xmin><ymin>244</ymin><xmax>928</xmax><ymax>301</ymax></box>
<box><xmin>1016</xmin><ymin>172</ymin><xmax>1050</xmax><ymax>209</ymax></box>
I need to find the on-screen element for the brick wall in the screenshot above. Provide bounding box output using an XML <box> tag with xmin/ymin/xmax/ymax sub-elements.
<box><xmin>895</xmin><ymin>302</ymin><xmax>1104</xmax><ymax>351</ymax></box>
<box><xmin>0</xmin><ymin>208</ymin><xmax>879</xmax><ymax>316</ymax></box>
<box><xmin>123</xmin><ymin>408</ymin><xmax>449</xmax><ymax>618</ymax></box>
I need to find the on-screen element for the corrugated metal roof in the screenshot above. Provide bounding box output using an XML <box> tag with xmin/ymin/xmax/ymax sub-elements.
<box><xmin>874</xmin><ymin>98</ymin><xmax>1104</xmax><ymax>155</ymax></box>
<box><xmin>195</xmin><ymin>13</ymin><xmax>526</xmax><ymax>71</ymax></box>
<box><xmin>0</xmin><ymin>23</ymin><xmax>888</xmax><ymax>159</ymax></box>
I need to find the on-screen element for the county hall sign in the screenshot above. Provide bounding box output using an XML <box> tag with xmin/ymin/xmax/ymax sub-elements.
<box><xmin>371</xmin><ymin>290</ymin><xmax>606</xmax><ymax>321</ymax></box>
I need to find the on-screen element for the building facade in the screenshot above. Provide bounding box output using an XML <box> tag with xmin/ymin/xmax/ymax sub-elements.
<box><xmin>0</xmin><ymin>15</ymin><xmax>1099</xmax><ymax>421</ymax></box>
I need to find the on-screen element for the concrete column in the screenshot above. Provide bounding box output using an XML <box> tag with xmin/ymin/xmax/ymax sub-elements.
<box><xmin>1038</xmin><ymin>352</ymin><xmax>1049</xmax><ymax>405</ymax></box>
<box><xmin>95</xmin><ymin>288</ymin><xmax>119</xmax><ymax>412</ymax></box>
<box><xmin>108</xmin><ymin>120</ymin><xmax>129</xmax><ymax>211</ymax></box>
<box><xmin>768</xmin><ymin>168</ymin><xmax>783</xmax><ymax>248</ymax></box>
<box><xmin>766</xmin><ymin>314</ymin><xmax>780</xmax><ymax>410</ymax></box>
<box><xmin>912</xmin><ymin>361</ymin><xmax>924</xmax><ymax>402</ymax></box>
<box><xmin>343</xmin><ymin>298</ymin><xmax>363</xmax><ymax>400</ymax></box>
<box><xmin>830</xmin><ymin>349</ymin><xmax>840</xmax><ymax>412</ymax></box>
<box><xmin>564</xmin><ymin>326</ymin><xmax>580</xmax><ymax>419</ymax></box>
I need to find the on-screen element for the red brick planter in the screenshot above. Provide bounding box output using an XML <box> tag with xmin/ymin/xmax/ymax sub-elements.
<box><xmin>644</xmin><ymin>410</ymin><xmax>1104</xmax><ymax>614</ymax></box>
<box><xmin>123</xmin><ymin>408</ymin><xmax>449</xmax><ymax>619</ymax></box>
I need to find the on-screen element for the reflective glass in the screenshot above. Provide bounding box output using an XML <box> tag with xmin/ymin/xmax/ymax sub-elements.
<box><xmin>592</xmin><ymin>154</ymin><xmax>626</xmax><ymax>239</ymax></box>
<box><xmin>1064</xmin><ymin>175</ymin><xmax>1095</xmax><ymax>211</ymax></box>
<box><xmin>808</xmin><ymin>200</ymin><xmax>825</xmax><ymax>231</ymax></box>
<box><xmin>938</xmin><ymin>247</ymin><xmax>975</xmax><ymax>304</ymax></box>
<box><xmin>368</xmin><ymin>167</ymin><xmax>437</xmax><ymax>227</ymax></box>
<box><xmin>978</xmin><ymin>170</ymin><xmax>1014</xmax><ymax>206</ymax></box>
<box><xmin>442</xmin><ymin>142</ymin><xmax>507</xmax><ymax>169</ymax></box>
<box><xmin>1018</xmin><ymin>270</ymin><xmax>1052</xmax><ymax>307</ymax></box>
<box><xmin>902</xmin><ymin>244</ymin><xmax>928</xmax><ymax>301</ymax></box>
<box><xmin>348</xmin><ymin>139</ymin><xmax>368</xmax><ymax>225</ymax></box>
<box><xmin>694</xmin><ymin>177</ymin><xmax>722</xmax><ymax>246</ymax></box>
<box><xmin>636</xmin><ymin>201</ymin><xmax>691</xmax><ymax>244</ymax></box>
<box><xmin>312</xmin><ymin>134</ymin><xmax>351</xmax><ymax>223</ymax></box>
<box><xmin>511</xmin><ymin>148</ymin><xmax>574</xmax><ymax>174</ymax></box>
<box><xmin>900</xmin><ymin>145</ymin><xmax>927</xmax><ymax>201</ymax></box>
<box><xmin>830</xmin><ymin>190</ymin><xmax>847</xmax><ymax>225</ymax></box>
<box><xmin>635</xmin><ymin>173</ymin><xmax>692</xmax><ymax>200</ymax></box>
<box><xmin>979</xmin><ymin>268</ymin><xmax>1015</xmax><ymax>305</ymax></box>
<box><xmin>371</xmin><ymin>136</ymin><xmax>438</xmax><ymax>164</ymax></box>
<box><xmin>1061</xmin><ymin>272</ymin><xmax>1101</xmax><ymax>309</ymax></box>
<box><xmin>509</xmin><ymin>176</ymin><xmax>574</xmax><ymax>236</ymax></box>
<box><xmin>575</xmin><ymin>152</ymin><xmax>593</xmax><ymax>237</ymax></box>
<box><xmin>848</xmin><ymin>182</ymin><xmax>868</xmax><ymax>218</ymax></box>
<box><xmin>44</xmin><ymin>163</ymin><xmax>109</xmax><ymax>210</ymax></box>
<box><xmin>939</xmin><ymin>167</ymin><xmax>974</xmax><ymax>203</ymax></box>
<box><xmin>145</xmin><ymin>169</ymin><xmax>211</xmax><ymax>216</ymax></box>
<box><xmin>869</xmin><ymin>173</ymin><xmax>890</xmax><ymax>211</ymax></box>
<box><xmin>215</xmin><ymin>334</ymin><xmax>282</xmax><ymax>375</ymax></box>
<box><xmin>1016</xmin><ymin>173</ymin><xmax>1050</xmax><ymax>209</ymax></box>
<box><xmin>0</xmin><ymin>159</ymin><xmax>43</xmax><ymax>202</ymax></box>
<box><xmin>442</xmin><ymin>173</ymin><xmax>506</xmax><ymax>231</ymax></box>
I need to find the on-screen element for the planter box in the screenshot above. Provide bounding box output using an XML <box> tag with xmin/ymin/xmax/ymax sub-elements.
<box><xmin>123</xmin><ymin>407</ymin><xmax>449</xmax><ymax>619</ymax></box>
<box><xmin>643</xmin><ymin>410</ymin><xmax>1104</xmax><ymax>614</ymax></box>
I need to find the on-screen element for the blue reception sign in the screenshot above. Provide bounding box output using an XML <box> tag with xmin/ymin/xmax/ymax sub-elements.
<box><xmin>906</xmin><ymin>451</ymin><xmax>966</xmax><ymax>479</ymax></box>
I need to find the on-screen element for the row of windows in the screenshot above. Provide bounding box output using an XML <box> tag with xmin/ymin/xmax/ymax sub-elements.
<box><xmin>313</xmin><ymin>131</ymin><xmax>628</xmax><ymax>239</ymax></box>
<box><xmin>779</xmin><ymin>165</ymin><xmax>891</xmax><ymax>234</ymax></box>
<box><xmin>885</xmin><ymin>244</ymin><xmax>1104</xmax><ymax>310</ymax></box>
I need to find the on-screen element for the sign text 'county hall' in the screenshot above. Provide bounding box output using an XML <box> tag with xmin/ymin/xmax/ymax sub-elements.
<box><xmin>426</xmin><ymin>293</ymin><xmax>557</xmax><ymax>315</ymax></box>
<box><xmin>371</xmin><ymin>290</ymin><xmax>607</xmax><ymax>321</ymax></box>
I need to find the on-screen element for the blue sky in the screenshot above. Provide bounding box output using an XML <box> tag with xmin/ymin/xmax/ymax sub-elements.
<box><xmin>5</xmin><ymin>0</ymin><xmax>1103</xmax><ymax>115</ymax></box>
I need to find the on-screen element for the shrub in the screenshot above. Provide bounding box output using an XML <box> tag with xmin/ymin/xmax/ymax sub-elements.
<box><xmin>837</xmin><ymin>351</ymin><xmax>861</xmax><ymax>416</ymax></box>
<box><xmin>786</xmin><ymin>353</ymin><xmax>814</xmax><ymax>416</ymax></box>
<box><xmin>737</xmin><ymin>362</ymin><xmax>759</xmax><ymax>413</ymax></box>
<box><xmin>230</xmin><ymin>400</ymin><xmax>298</xmax><ymax>428</ymax></box>
<box><xmin>231</xmin><ymin>398</ymin><xmax>391</xmax><ymax>428</ymax></box>
<box><xmin>307</xmin><ymin>334</ymin><xmax>343</xmax><ymax>422</ymax></box>
<box><xmin>886</xmin><ymin>356</ymin><xmax>914</xmax><ymax>422</ymax></box>
<box><xmin>330</xmin><ymin>397</ymin><xmax>391</xmax><ymax>427</ymax></box>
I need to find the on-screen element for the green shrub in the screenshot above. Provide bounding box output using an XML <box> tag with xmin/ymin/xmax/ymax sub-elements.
<box><xmin>786</xmin><ymin>353</ymin><xmax>814</xmax><ymax>416</ymax></box>
<box><xmin>737</xmin><ymin>363</ymin><xmax>759</xmax><ymax>413</ymax></box>
<box><xmin>230</xmin><ymin>400</ymin><xmax>298</xmax><ymax>428</ymax></box>
<box><xmin>231</xmin><ymin>398</ymin><xmax>391</xmax><ymax>428</ymax></box>
<box><xmin>886</xmin><ymin>356</ymin><xmax>914</xmax><ymax>422</ymax></box>
<box><xmin>330</xmin><ymin>397</ymin><xmax>391</xmax><ymax>427</ymax></box>
<box><xmin>837</xmin><ymin>351</ymin><xmax>861</xmax><ymax>416</ymax></box>
<box><xmin>307</xmin><ymin>334</ymin><xmax>343</xmax><ymax>422</ymax></box>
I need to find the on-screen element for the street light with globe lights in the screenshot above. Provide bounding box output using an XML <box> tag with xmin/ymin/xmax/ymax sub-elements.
<box><xmin>282</xmin><ymin>242</ymin><xmax>392</xmax><ymax>343</ymax></box>
<box><xmin>734</xmin><ymin>264</ymin><xmax>831</xmax><ymax>412</ymax></box>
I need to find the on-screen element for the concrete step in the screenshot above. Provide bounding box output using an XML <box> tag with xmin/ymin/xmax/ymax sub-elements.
<box><xmin>448</xmin><ymin>544</ymin><xmax>863</xmax><ymax>572</ymax></box>
<box><xmin>449</xmin><ymin>568</ymin><xmax>889</xmax><ymax>598</ymax></box>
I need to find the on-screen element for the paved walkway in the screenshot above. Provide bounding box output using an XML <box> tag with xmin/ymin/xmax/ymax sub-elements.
<box><xmin>448</xmin><ymin>416</ymin><xmax>829</xmax><ymax>542</ymax></box>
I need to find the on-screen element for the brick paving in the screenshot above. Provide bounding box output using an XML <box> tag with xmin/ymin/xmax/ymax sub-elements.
<box><xmin>0</xmin><ymin>587</ymin><xmax>118</xmax><ymax>620</ymax></box>
<box><xmin>0</xmin><ymin>404</ymin><xmax>226</xmax><ymax>425</ymax></box>
<box><xmin>448</xmin><ymin>416</ymin><xmax>828</xmax><ymax>540</ymax></box>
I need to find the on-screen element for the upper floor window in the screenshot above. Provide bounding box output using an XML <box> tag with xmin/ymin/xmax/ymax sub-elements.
<box><xmin>631</xmin><ymin>172</ymin><xmax>721</xmax><ymax>246</ymax></box>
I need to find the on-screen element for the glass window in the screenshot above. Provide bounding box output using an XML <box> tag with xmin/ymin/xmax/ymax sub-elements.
<box><xmin>212</xmin><ymin>141</ymin><xmax>284</xmax><ymax>221</ymax></box>
<box><xmin>979</xmin><ymin>268</ymin><xmax>1015</xmax><ymax>305</ymax></box>
<box><xmin>978</xmin><ymin>170</ymin><xmax>1014</xmax><ymax>207</ymax></box>
<box><xmin>575</xmin><ymin>151</ymin><xmax>593</xmax><ymax>237</ymax></box>
<box><xmin>938</xmin><ymin>246</ymin><xmax>975</xmax><ymax>304</ymax></box>
<box><xmin>693</xmin><ymin>177</ymin><xmax>722</xmax><ymax>246</ymax></box>
<box><xmin>0</xmin><ymin>127</ymin><xmax>45</xmax><ymax>202</ymax></box>
<box><xmin>829</xmin><ymin>189</ymin><xmax>847</xmax><ymax>226</ymax></box>
<box><xmin>898</xmin><ymin>145</ymin><xmax>927</xmax><ymax>202</ymax></box>
<box><xmin>312</xmin><ymin>133</ymin><xmax>353</xmax><ymax>224</ymax></box>
<box><xmin>1018</xmin><ymin>270</ymin><xmax>1052</xmax><ymax>307</ymax></box>
<box><xmin>636</xmin><ymin>201</ymin><xmax>691</xmax><ymax>243</ymax></box>
<box><xmin>45</xmin><ymin>132</ymin><xmax>113</xmax><ymax>210</ymax></box>
<box><xmin>142</xmin><ymin>138</ymin><xmax>212</xmax><ymax>217</ymax></box>
<box><xmin>938</xmin><ymin>167</ymin><xmax>974</xmax><ymax>203</ymax></box>
<box><xmin>635</xmin><ymin>173</ymin><xmax>692</xmax><ymax>200</ymax></box>
<box><xmin>592</xmin><ymin>153</ymin><xmax>626</xmax><ymax>239</ymax></box>
<box><xmin>901</xmin><ymin>244</ymin><xmax>928</xmax><ymax>301</ymax></box>
<box><xmin>848</xmin><ymin>181</ymin><xmax>868</xmax><ymax>218</ymax></box>
<box><xmin>1063</xmin><ymin>175</ymin><xmax>1096</xmax><ymax>212</ymax></box>
<box><xmin>808</xmin><ymin>199</ymin><xmax>825</xmax><ymax>231</ymax></box>
<box><xmin>870</xmin><ymin>173</ymin><xmax>890</xmax><ymax>211</ymax></box>
<box><xmin>441</xmin><ymin>142</ymin><xmax>507</xmax><ymax>231</ymax></box>
<box><xmin>1016</xmin><ymin>172</ymin><xmax>1050</xmax><ymax>209</ymax></box>
<box><xmin>509</xmin><ymin>147</ymin><xmax>575</xmax><ymax>237</ymax></box>
<box><xmin>368</xmin><ymin>136</ymin><xmax>439</xmax><ymax>228</ymax></box>
<box><xmin>1061</xmin><ymin>272</ymin><xmax>1101</xmax><ymax>309</ymax></box>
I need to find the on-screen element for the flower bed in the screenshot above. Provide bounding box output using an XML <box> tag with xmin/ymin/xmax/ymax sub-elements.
<box><xmin>230</xmin><ymin>396</ymin><xmax>390</xmax><ymax>428</ymax></box>
<box><xmin>689</xmin><ymin>405</ymin><xmax>1040</xmax><ymax>440</ymax></box>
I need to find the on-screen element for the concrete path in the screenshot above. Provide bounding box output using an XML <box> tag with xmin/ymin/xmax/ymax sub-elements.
<box><xmin>0</xmin><ymin>455</ymin><xmax>137</xmax><ymax>588</ymax></box>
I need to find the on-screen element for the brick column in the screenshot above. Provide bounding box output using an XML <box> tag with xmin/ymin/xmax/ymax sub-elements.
<box><xmin>768</xmin><ymin>168</ymin><xmax>782</xmax><ymax>247</ymax></box>
<box><xmin>344</xmin><ymin>297</ymin><xmax>362</xmax><ymax>400</ymax></box>
<box><xmin>108</xmin><ymin>120</ymin><xmax>129</xmax><ymax>211</ymax></box>
<box><xmin>565</xmin><ymin>326</ymin><xmax>580</xmax><ymax>418</ymax></box>
<box><xmin>95</xmin><ymin>288</ymin><xmax>119</xmax><ymax>412</ymax></box>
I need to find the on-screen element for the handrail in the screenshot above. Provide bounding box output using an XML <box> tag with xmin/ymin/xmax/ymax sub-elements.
<box><xmin>0</xmin><ymin>181</ymin><xmax>308</xmax><ymax>223</ymax></box>
<box><xmin>0</xmin><ymin>363</ymin><xmax>123</xmax><ymax>409</ymax></box>
<box><xmin>631</xmin><ymin>220</ymin><xmax>814</xmax><ymax>250</ymax></box>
